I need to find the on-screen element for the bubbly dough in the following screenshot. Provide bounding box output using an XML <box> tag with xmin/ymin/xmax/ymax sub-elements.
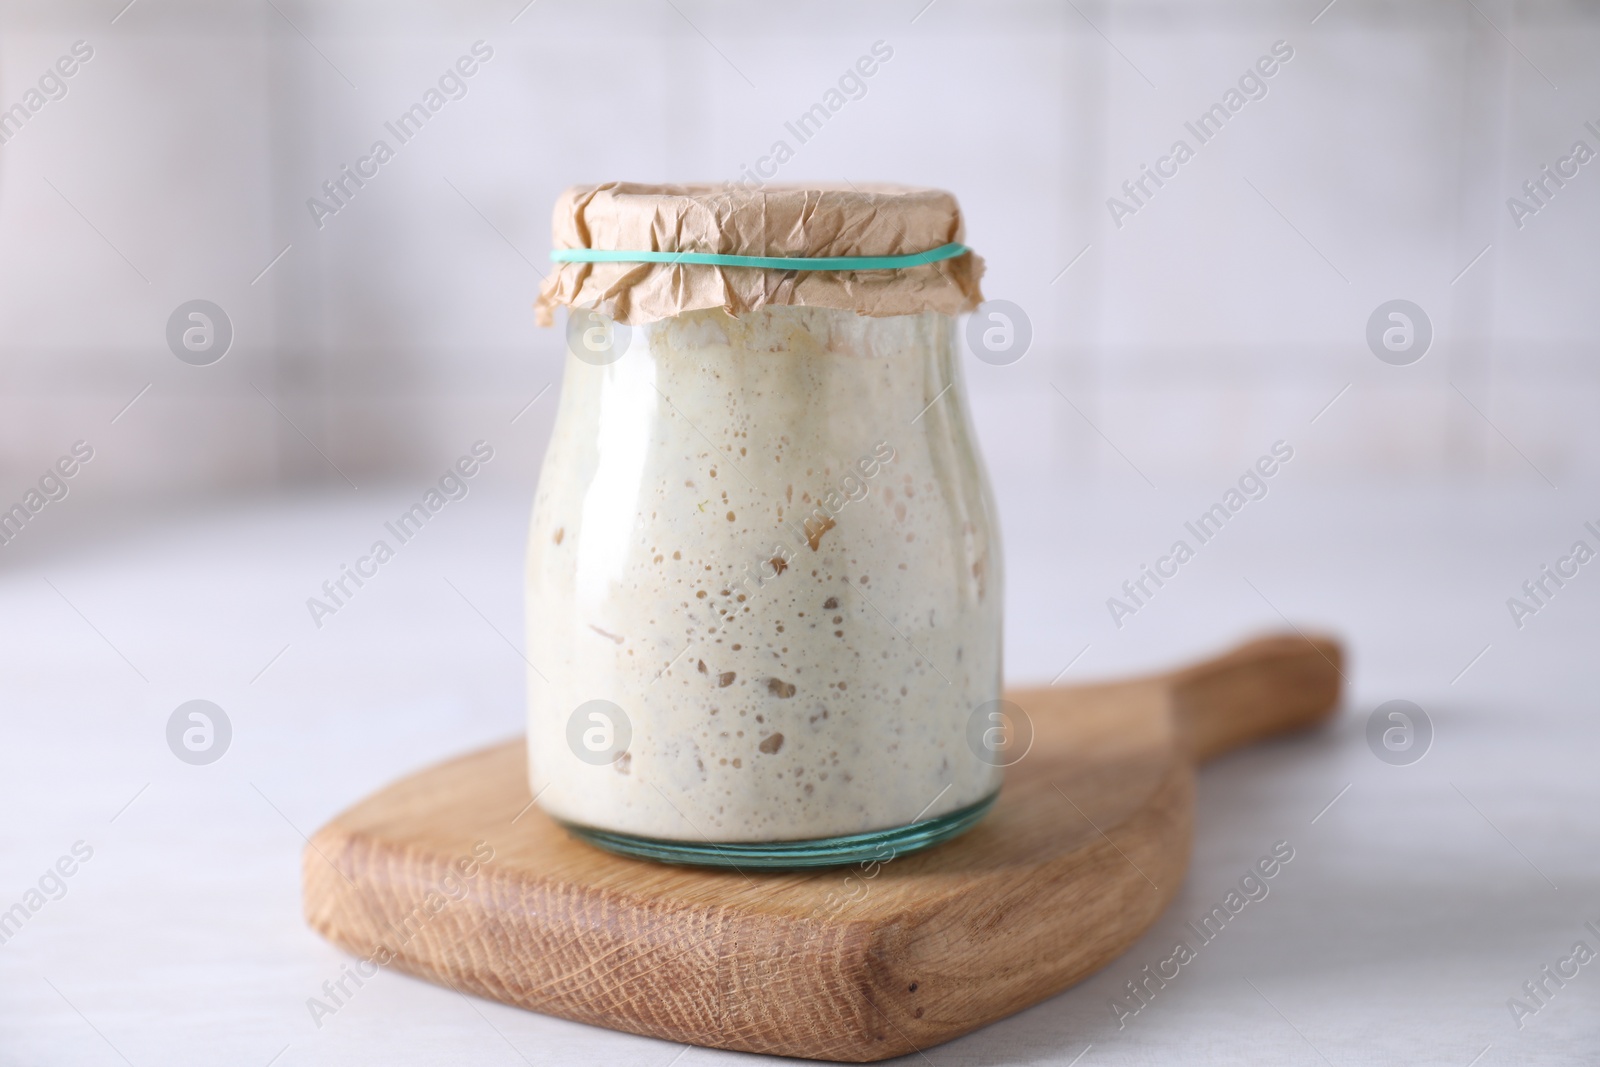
<box><xmin>527</xmin><ymin>306</ymin><xmax>1002</xmax><ymax>842</ymax></box>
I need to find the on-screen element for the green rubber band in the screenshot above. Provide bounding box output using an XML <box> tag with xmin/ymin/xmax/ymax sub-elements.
<box><xmin>550</xmin><ymin>242</ymin><xmax>969</xmax><ymax>272</ymax></box>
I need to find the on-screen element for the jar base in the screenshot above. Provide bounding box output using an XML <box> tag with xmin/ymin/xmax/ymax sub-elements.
<box><xmin>561</xmin><ymin>791</ymin><xmax>999</xmax><ymax>870</ymax></box>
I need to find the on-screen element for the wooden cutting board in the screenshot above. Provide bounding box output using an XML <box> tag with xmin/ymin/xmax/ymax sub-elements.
<box><xmin>302</xmin><ymin>633</ymin><xmax>1341</xmax><ymax>1061</ymax></box>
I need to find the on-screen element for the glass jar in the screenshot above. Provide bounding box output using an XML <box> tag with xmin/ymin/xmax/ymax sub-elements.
<box><xmin>526</xmin><ymin>184</ymin><xmax>1001</xmax><ymax>867</ymax></box>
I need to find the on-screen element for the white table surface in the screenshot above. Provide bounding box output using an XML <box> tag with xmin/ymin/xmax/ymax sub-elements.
<box><xmin>1</xmin><ymin>476</ymin><xmax>1596</xmax><ymax>1066</ymax></box>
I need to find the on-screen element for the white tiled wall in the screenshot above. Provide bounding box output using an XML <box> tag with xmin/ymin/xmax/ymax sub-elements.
<box><xmin>0</xmin><ymin>0</ymin><xmax>1595</xmax><ymax>500</ymax></box>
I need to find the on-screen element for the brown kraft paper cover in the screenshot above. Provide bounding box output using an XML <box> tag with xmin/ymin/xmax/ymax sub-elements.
<box><xmin>535</xmin><ymin>182</ymin><xmax>985</xmax><ymax>327</ymax></box>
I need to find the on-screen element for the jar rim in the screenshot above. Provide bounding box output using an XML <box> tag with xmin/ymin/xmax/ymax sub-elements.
<box><xmin>535</xmin><ymin>182</ymin><xmax>985</xmax><ymax>327</ymax></box>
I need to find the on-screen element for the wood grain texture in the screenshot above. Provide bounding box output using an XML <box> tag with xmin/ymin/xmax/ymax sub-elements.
<box><xmin>302</xmin><ymin>633</ymin><xmax>1342</xmax><ymax>1061</ymax></box>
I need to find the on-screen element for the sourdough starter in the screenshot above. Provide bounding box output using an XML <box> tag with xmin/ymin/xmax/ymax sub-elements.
<box><xmin>527</xmin><ymin>306</ymin><xmax>1001</xmax><ymax>842</ymax></box>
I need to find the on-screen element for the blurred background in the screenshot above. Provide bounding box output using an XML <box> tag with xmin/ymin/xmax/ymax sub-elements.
<box><xmin>3</xmin><ymin>0</ymin><xmax>1596</xmax><ymax>494</ymax></box>
<box><xmin>2</xmin><ymin>1</ymin><xmax>1597</xmax><ymax>1065</ymax></box>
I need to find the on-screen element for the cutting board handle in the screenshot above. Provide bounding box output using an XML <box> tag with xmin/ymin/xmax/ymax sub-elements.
<box><xmin>1167</xmin><ymin>633</ymin><xmax>1344</xmax><ymax>763</ymax></box>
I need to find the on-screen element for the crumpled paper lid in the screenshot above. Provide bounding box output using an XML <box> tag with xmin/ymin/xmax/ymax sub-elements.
<box><xmin>535</xmin><ymin>182</ymin><xmax>985</xmax><ymax>326</ymax></box>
